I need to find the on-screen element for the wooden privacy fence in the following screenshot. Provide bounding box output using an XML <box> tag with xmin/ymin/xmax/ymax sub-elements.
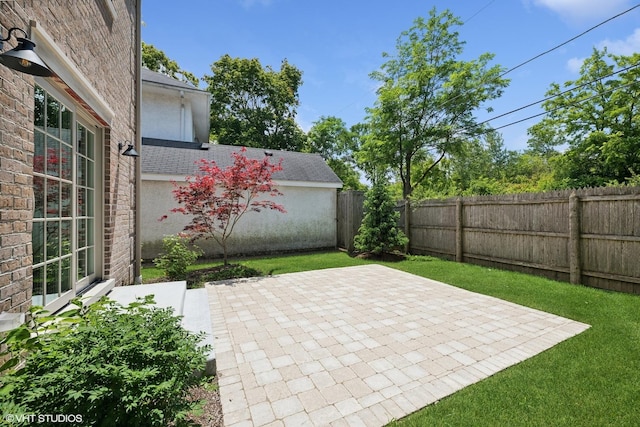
<box><xmin>337</xmin><ymin>187</ymin><xmax>640</xmax><ymax>294</ymax></box>
<box><xmin>337</xmin><ymin>190</ymin><xmax>364</xmax><ymax>252</ymax></box>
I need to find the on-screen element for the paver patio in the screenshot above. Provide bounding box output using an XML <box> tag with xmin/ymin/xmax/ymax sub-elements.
<box><xmin>207</xmin><ymin>264</ymin><xmax>590</xmax><ymax>427</ymax></box>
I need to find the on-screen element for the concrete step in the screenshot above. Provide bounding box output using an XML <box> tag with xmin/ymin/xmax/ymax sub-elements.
<box><xmin>108</xmin><ymin>282</ymin><xmax>215</xmax><ymax>375</ymax></box>
<box><xmin>108</xmin><ymin>281</ymin><xmax>186</xmax><ymax>315</ymax></box>
<box><xmin>183</xmin><ymin>288</ymin><xmax>216</xmax><ymax>375</ymax></box>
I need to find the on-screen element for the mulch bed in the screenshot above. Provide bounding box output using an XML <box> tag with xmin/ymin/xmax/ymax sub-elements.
<box><xmin>184</xmin><ymin>379</ymin><xmax>224</xmax><ymax>427</ymax></box>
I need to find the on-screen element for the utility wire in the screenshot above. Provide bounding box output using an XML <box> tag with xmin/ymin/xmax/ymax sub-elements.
<box><xmin>436</xmin><ymin>2</ymin><xmax>640</xmax><ymax>125</ymax></box>
<box><xmin>492</xmin><ymin>79</ymin><xmax>638</xmax><ymax>131</ymax></box>
<box><xmin>478</xmin><ymin>62</ymin><xmax>640</xmax><ymax>127</ymax></box>
<box><xmin>464</xmin><ymin>0</ymin><xmax>496</xmax><ymax>24</ymax></box>
<box><xmin>500</xmin><ymin>3</ymin><xmax>640</xmax><ymax>78</ymax></box>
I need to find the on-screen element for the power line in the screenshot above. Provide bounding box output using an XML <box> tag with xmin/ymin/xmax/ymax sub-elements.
<box><xmin>479</xmin><ymin>62</ymin><xmax>640</xmax><ymax>127</ymax></box>
<box><xmin>492</xmin><ymin>79</ymin><xmax>638</xmax><ymax>131</ymax></box>
<box><xmin>464</xmin><ymin>0</ymin><xmax>496</xmax><ymax>24</ymax></box>
<box><xmin>441</xmin><ymin>3</ymin><xmax>640</xmax><ymax>123</ymax></box>
<box><xmin>500</xmin><ymin>2</ymin><xmax>640</xmax><ymax>78</ymax></box>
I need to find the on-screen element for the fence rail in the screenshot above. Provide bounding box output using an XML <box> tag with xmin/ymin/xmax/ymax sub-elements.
<box><xmin>337</xmin><ymin>187</ymin><xmax>640</xmax><ymax>294</ymax></box>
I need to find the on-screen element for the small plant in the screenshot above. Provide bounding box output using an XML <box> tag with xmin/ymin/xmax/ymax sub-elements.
<box><xmin>354</xmin><ymin>181</ymin><xmax>408</xmax><ymax>255</ymax></box>
<box><xmin>153</xmin><ymin>234</ymin><xmax>202</xmax><ymax>280</ymax></box>
<box><xmin>0</xmin><ymin>296</ymin><xmax>208</xmax><ymax>427</ymax></box>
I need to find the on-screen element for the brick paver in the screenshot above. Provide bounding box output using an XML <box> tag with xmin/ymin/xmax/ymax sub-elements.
<box><xmin>208</xmin><ymin>265</ymin><xmax>589</xmax><ymax>426</ymax></box>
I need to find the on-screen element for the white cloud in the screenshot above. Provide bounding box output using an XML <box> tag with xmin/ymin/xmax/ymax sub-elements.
<box><xmin>532</xmin><ymin>0</ymin><xmax>632</xmax><ymax>23</ymax></box>
<box><xmin>597</xmin><ymin>28</ymin><xmax>640</xmax><ymax>55</ymax></box>
<box><xmin>566</xmin><ymin>57</ymin><xmax>584</xmax><ymax>73</ymax></box>
<box><xmin>565</xmin><ymin>27</ymin><xmax>640</xmax><ymax>74</ymax></box>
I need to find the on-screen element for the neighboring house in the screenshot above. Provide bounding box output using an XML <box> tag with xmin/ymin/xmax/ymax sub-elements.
<box><xmin>141</xmin><ymin>140</ymin><xmax>343</xmax><ymax>259</ymax></box>
<box><xmin>141</xmin><ymin>68</ymin><xmax>210</xmax><ymax>144</ymax></box>
<box><xmin>0</xmin><ymin>1</ymin><xmax>141</xmax><ymax>323</ymax></box>
<box><xmin>140</xmin><ymin>68</ymin><xmax>343</xmax><ymax>259</ymax></box>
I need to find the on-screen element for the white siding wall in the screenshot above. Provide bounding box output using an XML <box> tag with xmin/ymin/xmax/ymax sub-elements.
<box><xmin>141</xmin><ymin>90</ymin><xmax>194</xmax><ymax>142</ymax></box>
<box><xmin>141</xmin><ymin>179</ymin><xmax>337</xmax><ymax>259</ymax></box>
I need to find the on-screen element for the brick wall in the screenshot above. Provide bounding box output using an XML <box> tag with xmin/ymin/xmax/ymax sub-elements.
<box><xmin>0</xmin><ymin>0</ymin><xmax>139</xmax><ymax>314</ymax></box>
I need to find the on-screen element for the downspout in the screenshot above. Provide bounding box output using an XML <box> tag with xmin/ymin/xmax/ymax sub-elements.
<box><xmin>134</xmin><ymin>0</ymin><xmax>142</xmax><ymax>283</ymax></box>
<box><xmin>180</xmin><ymin>90</ymin><xmax>185</xmax><ymax>141</ymax></box>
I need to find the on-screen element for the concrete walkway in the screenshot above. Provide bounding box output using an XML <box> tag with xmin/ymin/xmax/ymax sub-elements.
<box><xmin>208</xmin><ymin>264</ymin><xmax>590</xmax><ymax>427</ymax></box>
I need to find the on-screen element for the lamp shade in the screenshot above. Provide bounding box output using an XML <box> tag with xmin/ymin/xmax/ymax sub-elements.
<box><xmin>0</xmin><ymin>37</ymin><xmax>53</xmax><ymax>77</ymax></box>
<box><xmin>122</xmin><ymin>144</ymin><xmax>139</xmax><ymax>157</ymax></box>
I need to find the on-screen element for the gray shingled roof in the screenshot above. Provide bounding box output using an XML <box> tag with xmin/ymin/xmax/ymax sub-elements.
<box><xmin>141</xmin><ymin>138</ymin><xmax>343</xmax><ymax>185</ymax></box>
<box><xmin>141</xmin><ymin>68</ymin><xmax>205</xmax><ymax>92</ymax></box>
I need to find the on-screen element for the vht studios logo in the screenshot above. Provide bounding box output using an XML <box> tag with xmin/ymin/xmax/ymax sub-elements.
<box><xmin>3</xmin><ymin>413</ymin><xmax>84</xmax><ymax>424</ymax></box>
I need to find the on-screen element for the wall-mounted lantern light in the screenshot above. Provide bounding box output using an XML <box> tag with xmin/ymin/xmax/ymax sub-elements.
<box><xmin>118</xmin><ymin>142</ymin><xmax>139</xmax><ymax>158</ymax></box>
<box><xmin>0</xmin><ymin>27</ymin><xmax>53</xmax><ymax>77</ymax></box>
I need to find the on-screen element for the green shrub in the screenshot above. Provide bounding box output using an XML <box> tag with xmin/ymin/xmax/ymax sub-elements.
<box><xmin>153</xmin><ymin>235</ymin><xmax>202</xmax><ymax>280</ymax></box>
<box><xmin>0</xmin><ymin>296</ymin><xmax>207</xmax><ymax>427</ymax></box>
<box><xmin>354</xmin><ymin>181</ymin><xmax>408</xmax><ymax>255</ymax></box>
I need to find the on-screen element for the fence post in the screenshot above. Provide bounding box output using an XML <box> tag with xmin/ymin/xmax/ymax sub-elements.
<box><xmin>456</xmin><ymin>197</ymin><xmax>463</xmax><ymax>262</ymax></box>
<box><xmin>569</xmin><ymin>192</ymin><xmax>582</xmax><ymax>284</ymax></box>
<box><xmin>404</xmin><ymin>199</ymin><xmax>411</xmax><ymax>253</ymax></box>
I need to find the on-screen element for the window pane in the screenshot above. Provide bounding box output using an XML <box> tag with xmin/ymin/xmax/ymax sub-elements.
<box><xmin>34</xmin><ymin>176</ymin><xmax>44</xmax><ymax>219</ymax></box>
<box><xmin>61</xmin><ymin>256</ymin><xmax>72</xmax><ymax>293</ymax></box>
<box><xmin>32</xmin><ymin>266</ymin><xmax>44</xmax><ymax>306</ymax></box>
<box><xmin>46</xmin><ymin>137</ymin><xmax>60</xmax><ymax>177</ymax></box>
<box><xmin>61</xmin><ymin>220</ymin><xmax>72</xmax><ymax>256</ymax></box>
<box><xmin>45</xmin><ymin>261</ymin><xmax>59</xmax><ymax>303</ymax></box>
<box><xmin>87</xmin><ymin>131</ymin><xmax>94</xmax><ymax>159</ymax></box>
<box><xmin>61</xmin><ymin>105</ymin><xmax>72</xmax><ymax>144</ymax></box>
<box><xmin>77</xmin><ymin>123</ymin><xmax>86</xmax><ymax>156</ymax></box>
<box><xmin>78</xmin><ymin>218</ymin><xmax>86</xmax><ymax>248</ymax></box>
<box><xmin>87</xmin><ymin>219</ymin><xmax>94</xmax><ymax>246</ymax></box>
<box><xmin>46</xmin><ymin>179</ymin><xmax>59</xmax><ymax>218</ymax></box>
<box><xmin>86</xmin><ymin>189</ymin><xmax>94</xmax><ymax>217</ymax></box>
<box><xmin>87</xmin><ymin>247</ymin><xmax>95</xmax><ymax>275</ymax></box>
<box><xmin>34</xmin><ymin>131</ymin><xmax>45</xmax><ymax>174</ymax></box>
<box><xmin>46</xmin><ymin>222</ymin><xmax>59</xmax><ymax>260</ymax></box>
<box><xmin>46</xmin><ymin>95</ymin><xmax>60</xmax><ymax>138</ymax></box>
<box><xmin>61</xmin><ymin>143</ymin><xmax>72</xmax><ymax>180</ymax></box>
<box><xmin>77</xmin><ymin>249</ymin><xmax>86</xmax><ymax>280</ymax></box>
<box><xmin>32</xmin><ymin>221</ymin><xmax>44</xmax><ymax>264</ymax></box>
<box><xmin>61</xmin><ymin>183</ymin><xmax>72</xmax><ymax>217</ymax></box>
<box><xmin>34</xmin><ymin>86</ymin><xmax>45</xmax><ymax>131</ymax></box>
<box><xmin>77</xmin><ymin>187</ymin><xmax>86</xmax><ymax>216</ymax></box>
<box><xmin>77</xmin><ymin>156</ymin><xmax>86</xmax><ymax>186</ymax></box>
<box><xmin>87</xmin><ymin>159</ymin><xmax>94</xmax><ymax>188</ymax></box>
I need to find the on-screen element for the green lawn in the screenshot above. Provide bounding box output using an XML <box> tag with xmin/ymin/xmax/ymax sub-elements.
<box><xmin>142</xmin><ymin>251</ymin><xmax>640</xmax><ymax>426</ymax></box>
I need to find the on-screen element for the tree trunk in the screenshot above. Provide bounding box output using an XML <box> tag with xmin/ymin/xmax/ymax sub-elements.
<box><xmin>222</xmin><ymin>241</ymin><xmax>229</xmax><ymax>266</ymax></box>
<box><xmin>403</xmin><ymin>153</ymin><xmax>413</xmax><ymax>199</ymax></box>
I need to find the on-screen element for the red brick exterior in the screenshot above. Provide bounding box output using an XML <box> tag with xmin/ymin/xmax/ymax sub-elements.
<box><xmin>0</xmin><ymin>1</ymin><xmax>139</xmax><ymax>314</ymax></box>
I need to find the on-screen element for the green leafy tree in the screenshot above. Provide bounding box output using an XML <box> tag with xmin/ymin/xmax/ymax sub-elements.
<box><xmin>305</xmin><ymin>116</ymin><xmax>365</xmax><ymax>190</ymax></box>
<box><xmin>354</xmin><ymin>181</ymin><xmax>408</xmax><ymax>255</ymax></box>
<box><xmin>204</xmin><ymin>55</ymin><xmax>306</xmax><ymax>151</ymax></box>
<box><xmin>141</xmin><ymin>41</ymin><xmax>199</xmax><ymax>87</ymax></box>
<box><xmin>362</xmin><ymin>8</ymin><xmax>509</xmax><ymax>199</ymax></box>
<box><xmin>527</xmin><ymin>48</ymin><xmax>640</xmax><ymax>188</ymax></box>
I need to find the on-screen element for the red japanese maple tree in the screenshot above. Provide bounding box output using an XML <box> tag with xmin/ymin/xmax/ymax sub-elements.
<box><xmin>162</xmin><ymin>148</ymin><xmax>286</xmax><ymax>265</ymax></box>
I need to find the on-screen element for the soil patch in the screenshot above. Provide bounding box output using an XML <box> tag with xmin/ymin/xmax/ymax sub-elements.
<box><xmin>354</xmin><ymin>251</ymin><xmax>407</xmax><ymax>262</ymax></box>
<box><xmin>186</xmin><ymin>264</ymin><xmax>263</xmax><ymax>288</ymax></box>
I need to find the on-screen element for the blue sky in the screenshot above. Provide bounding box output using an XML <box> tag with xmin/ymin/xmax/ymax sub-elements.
<box><xmin>142</xmin><ymin>0</ymin><xmax>640</xmax><ymax>151</ymax></box>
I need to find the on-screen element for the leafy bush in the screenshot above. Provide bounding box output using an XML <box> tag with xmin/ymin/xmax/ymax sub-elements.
<box><xmin>354</xmin><ymin>181</ymin><xmax>408</xmax><ymax>255</ymax></box>
<box><xmin>153</xmin><ymin>235</ymin><xmax>202</xmax><ymax>280</ymax></box>
<box><xmin>0</xmin><ymin>296</ymin><xmax>207</xmax><ymax>427</ymax></box>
